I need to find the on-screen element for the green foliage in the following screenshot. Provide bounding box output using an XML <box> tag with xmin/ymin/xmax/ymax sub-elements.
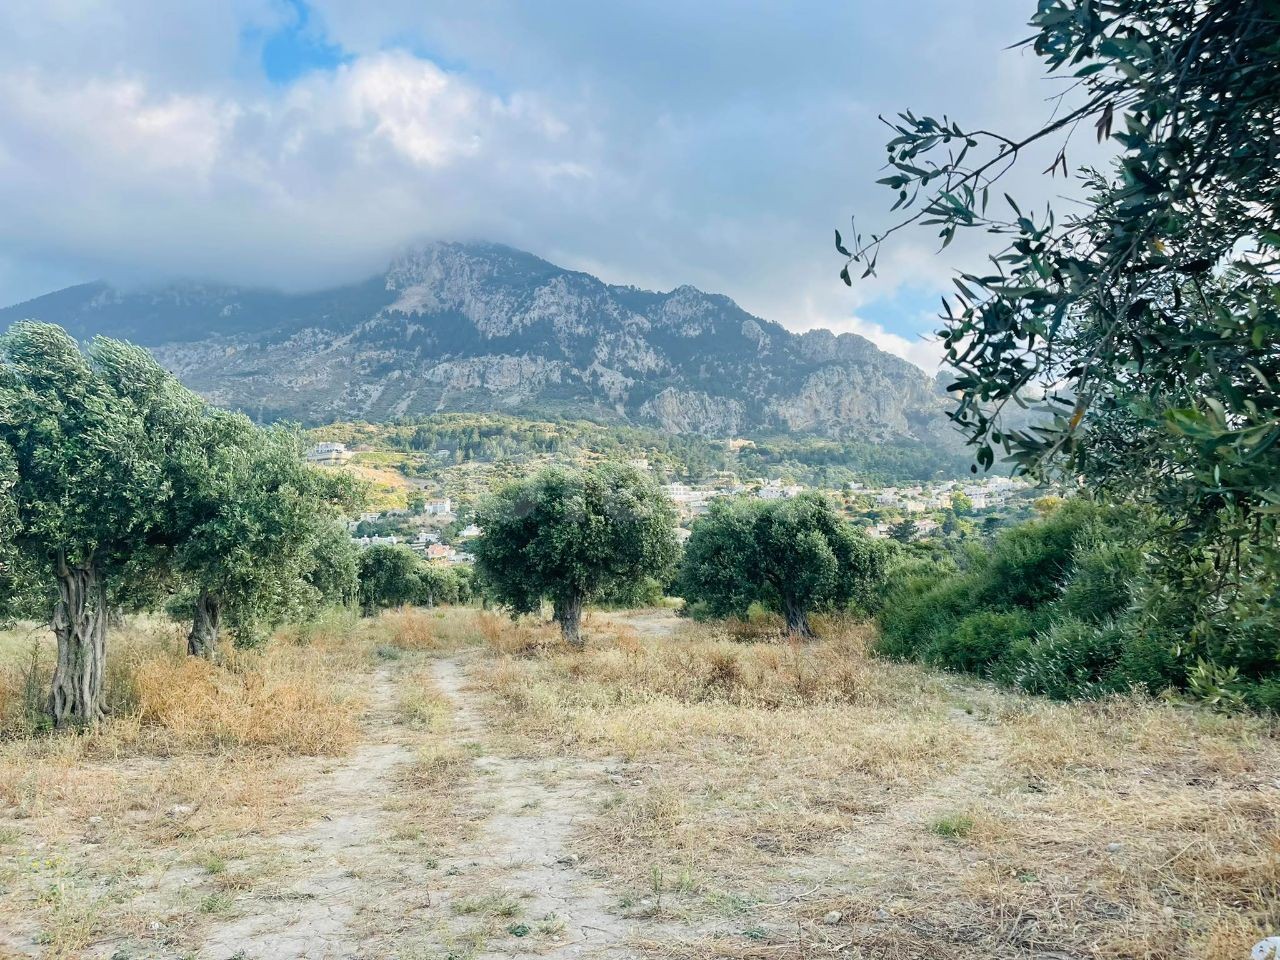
<box><xmin>306</xmin><ymin>521</ymin><xmax>361</xmax><ymax>610</ymax></box>
<box><xmin>415</xmin><ymin>563</ymin><xmax>468</xmax><ymax>607</ymax></box>
<box><xmin>1015</xmin><ymin>618</ymin><xmax>1130</xmax><ymax>701</ymax></box>
<box><xmin>878</xmin><ymin>499</ymin><xmax>1134</xmax><ymax>679</ymax></box>
<box><xmin>842</xmin><ymin>1</ymin><xmax>1280</xmax><ymax>699</ymax></box>
<box><xmin>842</xmin><ymin>2</ymin><xmax>1279</xmax><ymax>527</ymax></box>
<box><xmin>0</xmin><ymin>323</ymin><xmax>177</xmax><ymax>596</ymax></box>
<box><xmin>354</xmin><ymin>540</ymin><xmax>473</xmax><ymax>613</ymax></box>
<box><xmin>169</xmin><ymin>412</ymin><xmax>359</xmax><ymax>646</ymax></box>
<box><xmin>357</xmin><ymin>544</ymin><xmax>423</xmax><ymax>613</ymax></box>
<box><xmin>472</xmin><ymin>463</ymin><xmax>678</xmax><ymax>643</ymax></box>
<box><xmin>929</xmin><ymin>813</ymin><xmax>975</xmax><ymax>840</ymax></box>
<box><xmin>2</xmin><ymin>323</ymin><xmax>370</xmax><ymax>721</ymax></box>
<box><xmin>316</xmin><ymin>412</ymin><xmax>972</xmax><ymax>487</ymax></box>
<box><xmin>876</xmin><ymin>494</ymin><xmax>1280</xmax><ymax>709</ymax></box>
<box><xmin>678</xmin><ymin>493</ymin><xmax>889</xmax><ymax>637</ymax></box>
<box><xmin>1057</xmin><ymin>538</ymin><xmax>1142</xmax><ymax>624</ymax></box>
<box><xmin>935</xmin><ymin>609</ymin><xmax>1036</xmax><ymax>678</ymax></box>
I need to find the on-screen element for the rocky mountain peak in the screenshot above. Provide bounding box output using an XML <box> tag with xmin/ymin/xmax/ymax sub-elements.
<box><xmin>0</xmin><ymin>242</ymin><xmax>953</xmax><ymax>444</ymax></box>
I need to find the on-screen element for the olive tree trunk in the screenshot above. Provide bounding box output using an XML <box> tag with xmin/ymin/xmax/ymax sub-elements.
<box><xmin>50</xmin><ymin>555</ymin><xmax>108</xmax><ymax>728</ymax></box>
<box><xmin>554</xmin><ymin>594</ymin><xmax>585</xmax><ymax>649</ymax></box>
<box><xmin>187</xmin><ymin>589</ymin><xmax>222</xmax><ymax>659</ymax></box>
<box><xmin>782</xmin><ymin>599</ymin><xmax>815</xmax><ymax>641</ymax></box>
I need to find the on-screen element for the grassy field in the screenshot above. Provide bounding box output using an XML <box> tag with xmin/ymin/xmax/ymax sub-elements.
<box><xmin>0</xmin><ymin>608</ymin><xmax>1276</xmax><ymax>959</ymax></box>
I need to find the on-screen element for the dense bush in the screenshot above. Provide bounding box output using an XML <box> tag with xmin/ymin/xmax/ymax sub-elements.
<box><xmin>877</xmin><ymin>497</ymin><xmax>1280</xmax><ymax>710</ymax></box>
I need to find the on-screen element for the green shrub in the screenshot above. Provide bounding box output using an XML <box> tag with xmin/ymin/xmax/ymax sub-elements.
<box><xmin>1243</xmin><ymin>679</ymin><xmax>1280</xmax><ymax>713</ymax></box>
<box><xmin>1107</xmin><ymin>626</ymin><xmax>1181</xmax><ymax>694</ymax></box>
<box><xmin>872</xmin><ymin>496</ymin><xmax>1277</xmax><ymax>713</ymax></box>
<box><xmin>1015</xmin><ymin>617</ymin><xmax>1129</xmax><ymax>700</ymax></box>
<box><xmin>931</xmin><ymin>609</ymin><xmax>1035</xmax><ymax>676</ymax></box>
<box><xmin>876</xmin><ymin>573</ymin><xmax>971</xmax><ymax>661</ymax></box>
<box><xmin>1058</xmin><ymin>539</ymin><xmax>1141</xmax><ymax>623</ymax></box>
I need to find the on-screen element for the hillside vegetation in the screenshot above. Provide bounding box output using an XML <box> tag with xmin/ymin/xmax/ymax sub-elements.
<box><xmin>309</xmin><ymin>412</ymin><xmax>973</xmax><ymax>492</ymax></box>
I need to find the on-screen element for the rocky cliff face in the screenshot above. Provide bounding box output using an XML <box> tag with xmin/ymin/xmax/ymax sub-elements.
<box><xmin>0</xmin><ymin>241</ymin><xmax>952</xmax><ymax>439</ymax></box>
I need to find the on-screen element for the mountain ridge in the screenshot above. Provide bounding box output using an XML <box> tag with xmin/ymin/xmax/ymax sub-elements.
<box><xmin>0</xmin><ymin>241</ymin><xmax>953</xmax><ymax>441</ymax></box>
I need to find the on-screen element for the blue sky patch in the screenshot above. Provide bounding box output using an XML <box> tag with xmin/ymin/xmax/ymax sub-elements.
<box><xmin>257</xmin><ymin>0</ymin><xmax>350</xmax><ymax>84</ymax></box>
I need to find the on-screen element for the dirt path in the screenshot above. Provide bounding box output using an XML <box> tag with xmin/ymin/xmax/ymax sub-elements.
<box><xmin>193</xmin><ymin>668</ymin><xmax>415</xmax><ymax>960</ymax></box>
<box><xmin>426</xmin><ymin>655</ymin><xmax>639</xmax><ymax>959</ymax></box>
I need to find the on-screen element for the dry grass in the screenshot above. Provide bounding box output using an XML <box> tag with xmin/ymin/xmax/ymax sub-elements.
<box><xmin>376</xmin><ymin>605</ymin><xmax>487</xmax><ymax>655</ymax></box>
<box><xmin>3</xmin><ymin>605</ymin><xmax>1276</xmax><ymax>959</ymax></box>
<box><xmin>1</xmin><ymin>617</ymin><xmax>366</xmax><ymax>756</ymax></box>
<box><xmin>0</xmin><ymin>611</ymin><xmax>385</xmax><ymax>957</ymax></box>
<box><xmin>473</xmin><ymin>612</ymin><xmax>1280</xmax><ymax>960</ymax></box>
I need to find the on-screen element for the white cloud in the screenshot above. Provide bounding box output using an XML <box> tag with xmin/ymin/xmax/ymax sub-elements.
<box><xmin>0</xmin><ymin>0</ymin><xmax>1110</xmax><ymax>366</ymax></box>
<box><xmin>0</xmin><ymin>52</ymin><xmax>592</xmax><ymax>290</ymax></box>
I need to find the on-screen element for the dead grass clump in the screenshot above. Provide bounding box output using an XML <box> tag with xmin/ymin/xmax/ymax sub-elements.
<box><xmin>398</xmin><ymin>669</ymin><xmax>454</xmax><ymax>730</ymax></box>
<box><xmin>380</xmin><ymin>606</ymin><xmax>444</xmax><ymax>651</ymax></box>
<box><xmin>275</xmin><ymin>606</ymin><xmax>361</xmax><ymax>647</ymax></box>
<box><xmin>477</xmin><ymin>611</ymin><xmax>562</xmax><ymax>657</ymax></box>
<box><xmin>372</xmin><ymin>605</ymin><xmax>495</xmax><ymax>654</ymax></box>
<box><xmin>490</xmin><ymin>620</ymin><xmax>892</xmax><ymax>710</ymax></box>
<box><xmin>405</xmin><ymin>741</ymin><xmax>471</xmax><ymax>788</ymax></box>
<box><xmin>128</xmin><ymin>651</ymin><xmax>361</xmax><ymax>755</ymax></box>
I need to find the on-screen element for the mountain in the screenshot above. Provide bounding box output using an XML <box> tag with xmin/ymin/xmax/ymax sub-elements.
<box><xmin>0</xmin><ymin>241</ymin><xmax>954</xmax><ymax>440</ymax></box>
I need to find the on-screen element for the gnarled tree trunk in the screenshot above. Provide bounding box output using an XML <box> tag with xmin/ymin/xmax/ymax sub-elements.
<box><xmin>187</xmin><ymin>589</ymin><xmax>222</xmax><ymax>659</ymax></box>
<box><xmin>782</xmin><ymin>599</ymin><xmax>815</xmax><ymax>641</ymax></box>
<box><xmin>554</xmin><ymin>594</ymin><xmax>585</xmax><ymax>650</ymax></box>
<box><xmin>50</xmin><ymin>554</ymin><xmax>108</xmax><ymax>728</ymax></box>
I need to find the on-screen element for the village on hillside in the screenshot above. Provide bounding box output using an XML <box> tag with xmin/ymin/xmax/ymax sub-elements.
<box><xmin>306</xmin><ymin>437</ymin><xmax>1035</xmax><ymax>562</ymax></box>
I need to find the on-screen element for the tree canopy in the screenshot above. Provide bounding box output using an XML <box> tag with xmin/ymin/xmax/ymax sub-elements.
<box><xmin>838</xmin><ymin>0</ymin><xmax>1279</xmax><ymax>669</ymax></box>
<box><xmin>677</xmin><ymin>493</ymin><xmax>890</xmax><ymax>638</ymax></box>
<box><xmin>838</xmin><ymin>0</ymin><xmax>1279</xmax><ymax>543</ymax></box>
<box><xmin>169</xmin><ymin>411</ymin><xmax>359</xmax><ymax>656</ymax></box>
<box><xmin>0</xmin><ymin>322</ymin><xmax>367</xmax><ymax>723</ymax></box>
<box><xmin>471</xmin><ymin>463</ymin><xmax>678</xmax><ymax>646</ymax></box>
<box><xmin>0</xmin><ymin>324</ymin><xmax>186</xmax><ymax>723</ymax></box>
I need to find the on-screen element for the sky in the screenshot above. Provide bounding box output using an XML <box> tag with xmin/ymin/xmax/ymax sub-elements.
<box><xmin>0</xmin><ymin>1</ymin><xmax>1090</xmax><ymax>371</ymax></box>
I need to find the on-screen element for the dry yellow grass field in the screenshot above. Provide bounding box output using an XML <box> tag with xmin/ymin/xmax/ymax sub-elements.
<box><xmin>0</xmin><ymin>606</ymin><xmax>1276</xmax><ymax>959</ymax></box>
<box><xmin>474</xmin><ymin>610</ymin><xmax>1280</xmax><ymax>960</ymax></box>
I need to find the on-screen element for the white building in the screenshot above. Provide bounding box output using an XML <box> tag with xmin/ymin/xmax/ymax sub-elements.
<box><xmin>305</xmin><ymin>442</ymin><xmax>352</xmax><ymax>466</ymax></box>
<box><xmin>423</xmin><ymin>498</ymin><xmax>453</xmax><ymax>516</ymax></box>
<box><xmin>758</xmin><ymin>481</ymin><xmax>803</xmax><ymax>501</ymax></box>
<box><xmin>458</xmin><ymin>524</ymin><xmax>482</xmax><ymax>540</ymax></box>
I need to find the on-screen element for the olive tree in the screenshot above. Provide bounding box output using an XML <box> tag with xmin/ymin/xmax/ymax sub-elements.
<box><xmin>0</xmin><ymin>324</ymin><xmax>179</xmax><ymax>726</ymax></box>
<box><xmin>305</xmin><ymin>519</ymin><xmax>362</xmax><ymax>610</ymax></box>
<box><xmin>357</xmin><ymin>544</ymin><xmax>423</xmax><ymax>614</ymax></box>
<box><xmin>837</xmin><ymin>0</ymin><xmax>1279</xmax><ymax>555</ymax></box>
<box><xmin>472</xmin><ymin>464</ymin><xmax>678</xmax><ymax>647</ymax></box>
<box><xmin>171</xmin><ymin>412</ymin><xmax>358</xmax><ymax>657</ymax></box>
<box><xmin>837</xmin><ymin>0</ymin><xmax>1280</xmax><ymax>688</ymax></box>
<box><xmin>677</xmin><ymin>493</ymin><xmax>889</xmax><ymax>638</ymax></box>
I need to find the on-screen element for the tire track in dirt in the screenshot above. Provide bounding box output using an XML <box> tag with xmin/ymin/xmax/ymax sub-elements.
<box><xmin>194</xmin><ymin>668</ymin><xmax>414</xmax><ymax>960</ymax></box>
<box><xmin>428</xmin><ymin>655</ymin><xmax>641</xmax><ymax>959</ymax></box>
